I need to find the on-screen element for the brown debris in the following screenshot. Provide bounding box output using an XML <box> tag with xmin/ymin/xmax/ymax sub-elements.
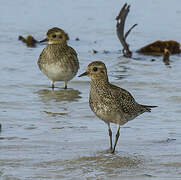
<box><xmin>137</xmin><ymin>40</ymin><xmax>181</xmax><ymax>56</ymax></box>
<box><xmin>116</xmin><ymin>3</ymin><xmax>137</xmax><ymax>58</ymax></box>
<box><xmin>163</xmin><ymin>48</ymin><xmax>170</xmax><ymax>65</ymax></box>
<box><xmin>92</xmin><ymin>49</ymin><xmax>98</xmax><ymax>54</ymax></box>
<box><xmin>18</xmin><ymin>35</ymin><xmax>39</xmax><ymax>47</ymax></box>
<box><xmin>75</xmin><ymin>37</ymin><xmax>80</xmax><ymax>41</ymax></box>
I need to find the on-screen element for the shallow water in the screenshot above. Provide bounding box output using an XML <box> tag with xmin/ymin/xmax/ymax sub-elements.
<box><xmin>0</xmin><ymin>0</ymin><xmax>181</xmax><ymax>179</ymax></box>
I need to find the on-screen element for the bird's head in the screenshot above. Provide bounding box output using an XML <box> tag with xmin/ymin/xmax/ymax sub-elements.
<box><xmin>46</xmin><ymin>27</ymin><xmax>69</xmax><ymax>45</ymax></box>
<box><xmin>79</xmin><ymin>61</ymin><xmax>108</xmax><ymax>81</ymax></box>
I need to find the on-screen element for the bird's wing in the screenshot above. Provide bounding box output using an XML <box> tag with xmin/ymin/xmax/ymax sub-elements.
<box><xmin>110</xmin><ymin>84</ymin><xmax>140</xmax><ymax>114</ymax></box>
<box><xmin>67</xmin><ymin>46</ymin><xmax>78</xmax><ymax>57</ymax></box>
<box><xmin>37</xmin><ymin>47</ymin><xmax>48</xmax><ymax>69</ymax></box>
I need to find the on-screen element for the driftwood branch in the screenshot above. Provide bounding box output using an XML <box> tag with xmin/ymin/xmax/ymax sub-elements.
<box><xmin>125</xmin><ymin>24</ymin><xmax>137</xmax><ymax>40</ymax></box>
<box><xmin>116</xmin><ymin>3</ymin><xmax>137</xmax><ymax>57</ymax></box>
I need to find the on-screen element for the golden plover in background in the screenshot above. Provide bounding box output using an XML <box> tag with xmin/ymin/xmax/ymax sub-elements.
<box><xmin>79</xmin><ymin>61</ymin><xmax>157</xmax><ymax>153</ymax></box>
<box><xmin>38</xmin><ymin>27</ymin><xmax>79</xmax><ymax>89</ymax></box>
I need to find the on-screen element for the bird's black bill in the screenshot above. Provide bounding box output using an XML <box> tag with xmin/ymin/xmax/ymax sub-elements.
<box><xmin>39</xmin><ymin>38</ymin><xmax>48</xmax><ymax>43</ymax></box>
<box><xmin>78</xmin><ymin>72</ymin><xmax>88</xmax><ymax>77</ymax></box>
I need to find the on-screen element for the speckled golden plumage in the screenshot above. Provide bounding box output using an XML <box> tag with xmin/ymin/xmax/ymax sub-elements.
<box><xmin>38</xmin><ymin>27</ymin><xmax>79</xmax><ymax>89</ymax></box>
<box><xmin>79</xmin><ymin>61</ymin><xmax>157</xmax><ymax>153</ymax></box>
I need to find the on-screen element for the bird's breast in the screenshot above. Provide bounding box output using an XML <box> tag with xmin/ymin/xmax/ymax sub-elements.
<box><xmin>41</xmin><ymin>61</ymin><xmax>78</xmax><ymax>81</ymax></box>
<box><xmin>89</xmin><ymin>94</ymin><xmax>121</xmax><ymax>124</ymax></box>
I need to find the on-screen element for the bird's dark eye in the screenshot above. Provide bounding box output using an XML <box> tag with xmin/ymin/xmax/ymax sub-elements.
<box><xmin>93</xmin><ymin>67</ymin><xmax>98</xmax><ymax>72</ymax></box>
<box><xmin>59</xmin><ymin>35</ymin><xmax>62</xmax><ymax>39</ymax></box>
<box><xmin>52</xmin><ymin>34</ymin><xmax>56</xmax><ymax>38</ymax></box>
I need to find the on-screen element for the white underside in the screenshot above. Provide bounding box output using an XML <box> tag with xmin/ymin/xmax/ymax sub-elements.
<box><xmin>92</xmin><ymin>104</ymin><xmax>127</xmax><ymax>125</ymax></box>
<box><xmin>42</xmin><ymin>64</ymin><xmax>75</xmax><ymax>82</ymax></box>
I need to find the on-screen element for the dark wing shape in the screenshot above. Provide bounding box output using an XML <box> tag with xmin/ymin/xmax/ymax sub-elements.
<box><xmin>112</xmin><ymin>85</ymin><xmax>139</xmax><ymax>113</ymax></box>
<box><xmin>37</xmin><ymin>47</ymin><xmax>48</xmax><ymax>70</ymax></box>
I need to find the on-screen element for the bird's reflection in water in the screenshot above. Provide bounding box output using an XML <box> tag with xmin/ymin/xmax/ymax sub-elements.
<box><xmin>36</xmin><ymin>88</ymin><xmax>82</xmax><ymax>118</ymax></box>
<box><xmin>36</xmin><ymin>88</ymin><xmax>82</xmax><ymax>102</ymax></box>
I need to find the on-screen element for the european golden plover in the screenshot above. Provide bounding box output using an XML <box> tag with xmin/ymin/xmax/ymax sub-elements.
<box><xmin>79</xmin><ymin>61</ymin><xmax>157</xmax><ymax>153</ymax></box>
<box><xmin>38</xmin><ymin>27</ymin><xmax>79</xmax><ymax>89</ymax></box>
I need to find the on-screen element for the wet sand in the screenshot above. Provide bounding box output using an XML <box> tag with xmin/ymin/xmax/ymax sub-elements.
<box><xmin>0</xmin><ymin>0</ymin><xmax>181</xmax><ymax>179</ymax></box>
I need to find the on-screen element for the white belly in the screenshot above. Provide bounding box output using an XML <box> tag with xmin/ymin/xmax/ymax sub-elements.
<box><xmin>42</xmin><ymin>64</ymin><xmax>75</xmax><ymax>82</ymax></box>
<box><xmin>91</xmin><ymin>103</ymin><xmax>127</xmax><ymax>125</ymax></box>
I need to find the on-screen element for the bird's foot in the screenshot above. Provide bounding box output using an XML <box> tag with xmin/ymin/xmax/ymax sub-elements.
<box><xmin>50</xmin><ymin>81</ymin><xmax>55</xmax><ymax>90</ymax></box>
<box><xmin>109</xmin><ymin>148</ymin><xmax>115</xmax><ymax>154</ymax></box>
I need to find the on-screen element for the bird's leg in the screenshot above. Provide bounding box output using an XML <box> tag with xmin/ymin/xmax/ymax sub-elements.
<box><xmin>51</xmin><ymin>80</ymin><xmax>55</xmax><ymax>90</ymax></box>
<box><xmin>107</xmin><ymin>123</ymin><xmax>113</xmax><ymax>151</ymax></box>
<box><xmin>111</xmin><ymin>124</ymin><xmax>120</xmax><ymax>154</ymax></box>
<box><xmin>64</xmin><ymin>81</ymin><xmax>68</xmax><ymax>89</ymax></box>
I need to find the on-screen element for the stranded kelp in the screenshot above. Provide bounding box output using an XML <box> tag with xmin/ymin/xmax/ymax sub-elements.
<box><xmin>18</xmin><ymin>35</ymin><xmax>39</xmax><ymax>47</ymax></box>
<box><xmin>163</xmin><ymin>48</ymin><xmax>171</xmax><ymax>66</ymax></box>
<box><xmin>116</xmin><ymin>4</ymin><xmax>181</xmax><ymax>66</ymax></box>
<box><xmin>116</xmin><ymin>4</ymin><xmax>181</xmax><ymax>63</ymax></box>
<box><xmin>137</xmin><ymin>40</ymin><xmax>181</xmax><ymax>66</ymax></box>
<box><xmin>137</xmin><ymin>40</ymin><xmax>181</xmax><ymax>56</ymax></box>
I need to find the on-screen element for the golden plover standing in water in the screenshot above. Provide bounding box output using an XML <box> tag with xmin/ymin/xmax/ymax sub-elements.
<box><xmin>79</xmin><ymin>61</ymin><xmax>157</xmax><ymax>153</ymax></box>
<box><xmin>38</xmin><ymin>27</ymin><xmax>79</xmax><ymax>89</ymax></box>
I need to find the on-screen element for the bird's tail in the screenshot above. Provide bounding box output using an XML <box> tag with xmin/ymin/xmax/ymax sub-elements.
<box><xmin>141</xmin><ymin>105</ymin><xmax>158</xmax><ymax>112</ymax></box>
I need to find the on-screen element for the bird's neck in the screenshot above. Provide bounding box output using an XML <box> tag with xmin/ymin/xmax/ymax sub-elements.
<box><xmin>90</xmin><ymin>78</ymin><xmax>109</xmax><ymax>88</ymax></box>
<box><xmin>48</xmin><ymin>41</ymin><xmax>67</xmax><ymax>46</ymax></box>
